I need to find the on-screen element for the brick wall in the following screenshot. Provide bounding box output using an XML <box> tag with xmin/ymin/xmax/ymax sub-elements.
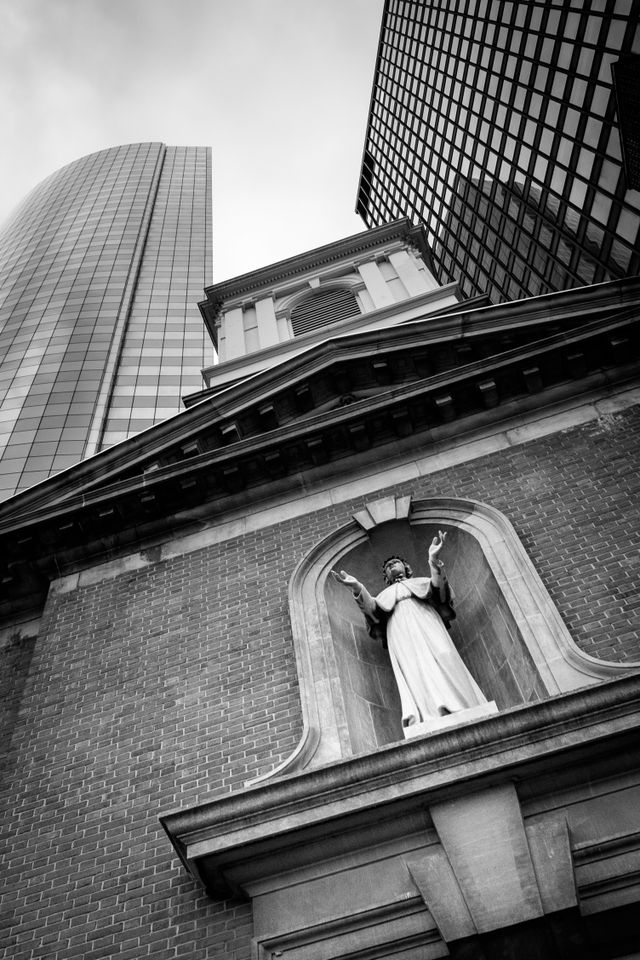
<box><xmin>0</xmin><ymin>625</ymin><xmax>37</xmax><ymax>777</ymax></box>
<box><xmin>1</xmin><ymin>406</ymin><xmax>639</xmax><ymax>958</ymax></box>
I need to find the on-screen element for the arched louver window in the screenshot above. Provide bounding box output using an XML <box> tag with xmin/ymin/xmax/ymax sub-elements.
<box><xmin>290</xmin><ymin>287</ymin><xmax>360</xmax><ymax>337</ymax></box>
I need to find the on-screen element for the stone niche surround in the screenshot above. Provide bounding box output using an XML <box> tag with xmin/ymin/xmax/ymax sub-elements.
<box><xmin>161</xmin><ymin>495</ymin><xmax>640</xmax><ymax>959</ymax></box>
<box><xmin>273</xmin><ymin>494</ymin><xmax>635</xmax><ymax>777</ymax></box>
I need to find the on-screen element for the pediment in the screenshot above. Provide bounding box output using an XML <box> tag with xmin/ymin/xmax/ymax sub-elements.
<box><xmin>0</xmin><ymin>277</ymin><xmax>638</xmax><ymax>621</ymax></box>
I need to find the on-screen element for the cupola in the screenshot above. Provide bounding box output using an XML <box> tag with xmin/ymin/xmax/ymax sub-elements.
<box><xmin>194</xmin><ymin>219</ymin><xmax>463</xmax><ymax>397</ymax></box>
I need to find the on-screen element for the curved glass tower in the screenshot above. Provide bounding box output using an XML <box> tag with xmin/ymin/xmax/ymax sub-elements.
<box><xmin>0</xmin><ymin>142</ymin><xmax>213</xmax><ymax>498</ymax></box>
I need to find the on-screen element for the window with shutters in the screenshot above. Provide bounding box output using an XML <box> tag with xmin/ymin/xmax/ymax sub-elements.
<box><xmin>290</xmin><ymin>287</ymin><xmax>361</xmax><ymax>337</ymax></box>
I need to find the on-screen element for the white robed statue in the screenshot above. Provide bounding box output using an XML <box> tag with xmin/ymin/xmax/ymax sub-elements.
<box><xmin>332</xmin><ymin>532</ymin><xmax>487</xmax><ymax>728</ymax></box>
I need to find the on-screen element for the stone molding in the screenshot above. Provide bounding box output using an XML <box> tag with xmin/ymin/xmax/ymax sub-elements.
<box><xmin>573</xmin><ymin>827</ymin><xmax>640</xmax><ymax>915</ymax></box>
<box><xmin>45</xmin><ymin>384</ymin><xmax>640</xmax><ymax>594</ymax></box>
<box><xmin>161</xmin><ymin>674</ymin><xmax>640</xmax><ymax>876</ymax></box>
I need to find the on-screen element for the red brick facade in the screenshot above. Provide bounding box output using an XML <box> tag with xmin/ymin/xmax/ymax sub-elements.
<box><xmin>1</xmin><ymin>405</ymin><xmax>639</xmax><ymax>959</ymax></box>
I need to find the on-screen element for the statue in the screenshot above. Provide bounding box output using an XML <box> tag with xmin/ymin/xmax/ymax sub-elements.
<box><xmin>332</xmin><ymin>531</ymin><xmax>488</xmax><ymax>728</ymax></box>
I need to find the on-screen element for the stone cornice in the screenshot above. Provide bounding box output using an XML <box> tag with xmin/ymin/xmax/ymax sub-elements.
<box><xmin>0</xmin><ymin>277</ymin><xmax>638</xmax><ymax>622</ymax></box>
<box><xmin>160</xmin><ymin>673</ymin><xmax>640</xmax><ymax>899</ymax></box>
<box><xmin>4</xmin><ymin>329</ymin><xmax>637</xmax><ymax>535</ymax></box>
<box><xmin>4</xmin><ymin>274</ymin><xmax>636</xmax><ymax>523</ymax></box>
<box><xmin>5</xmin><ymin>368</ymin><xmax>638</xmax><ymax>542</ymax></box>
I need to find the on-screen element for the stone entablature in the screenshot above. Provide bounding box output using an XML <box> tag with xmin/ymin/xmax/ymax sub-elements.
<box><xmin>0</xmin><ymin>276</ymin><xmax>638</xmax><ymax>625</ymax></box>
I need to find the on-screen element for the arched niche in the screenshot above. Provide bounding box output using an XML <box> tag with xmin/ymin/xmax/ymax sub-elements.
<box><xmin>324</xmin><ymin>518</ymin><xmax>543</xmax><ymax>753</ymax></box>
<box><xmin>249</xmin><ymin>496</ymin><xmax>638</xmax><ymax>784</ymax></box>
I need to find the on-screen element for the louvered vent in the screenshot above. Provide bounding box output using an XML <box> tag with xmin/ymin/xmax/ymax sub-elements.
<box><xmin>290</xmin><ymin>287</ymin><xmax>360</xmax><ymax>337</ymax></box>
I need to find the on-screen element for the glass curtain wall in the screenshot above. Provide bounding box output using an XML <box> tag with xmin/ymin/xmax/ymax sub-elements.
<box><xmin>357</xmin><ymin>0</ymin><xmax>640</xmax><ymax>304</ymax></box>
<box><xmin>0</xmin><ymin>143</ymin><xmax>213</xmax><ymax>498</ymax></box>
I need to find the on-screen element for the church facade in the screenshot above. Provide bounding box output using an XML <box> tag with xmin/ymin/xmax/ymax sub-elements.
<box><xmin>1</xmin><ymin>221</ymin><xmax>639</xmax><ymax>959</ymax></box>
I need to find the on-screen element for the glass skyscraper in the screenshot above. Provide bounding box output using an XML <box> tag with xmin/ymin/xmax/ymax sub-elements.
<box><xmin>0</xmin><ymin>142</ymin><xmax>213</xmax><ymax>498</ymax></box>
<box><xmin>357</xmin><ymin>0</ymin><xmax>640</xmax><ymax>304</ymax></box>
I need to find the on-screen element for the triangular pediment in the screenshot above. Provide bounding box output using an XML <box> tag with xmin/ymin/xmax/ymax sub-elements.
<box><xmin>1</xmin><ymin>277</ymin><xmax>639</xmax><ymax>621</ymax></box>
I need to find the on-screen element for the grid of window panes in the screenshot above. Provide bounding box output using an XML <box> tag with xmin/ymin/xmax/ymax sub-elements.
<box><xmin>357</xmin><ymin>0</ymin><xmax>640</xmax><ymax>304</ymax></box>
<box><xmin>0</xmin><ymin>143</ymin><xmax>213</xmax><ymax>498</ymax></box>
<box><xmin>99</xmin><ymin>146</ymin><xmax>213</xmax><ymax>448</ymax></box>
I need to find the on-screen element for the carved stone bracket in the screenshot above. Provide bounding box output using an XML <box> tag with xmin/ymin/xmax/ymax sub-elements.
<box><xmin>352</xmin><ymin>493</ymin><xmax>412</xmax><ymax>530</ymax></box>
<box><xmin>408</xmin><ymin>785</ymin><xmax>577</xmax><ymax>939</ymax></box>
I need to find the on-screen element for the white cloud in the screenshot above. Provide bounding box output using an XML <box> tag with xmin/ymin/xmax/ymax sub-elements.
<box><xmin>0</xmin><ymin>0</ymin><xmax>383</xmax><ymax>280</ymax></box>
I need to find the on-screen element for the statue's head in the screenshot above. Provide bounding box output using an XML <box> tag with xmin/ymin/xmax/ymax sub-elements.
<box><xmin>382</xmin><ymin>555</ymin><xmax>413</xmax><ymax>585</ymax></box>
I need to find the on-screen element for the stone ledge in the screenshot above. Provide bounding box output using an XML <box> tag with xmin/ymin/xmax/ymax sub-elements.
<box><xmin>160</xmin><ymin>672</ymin><xmax>640</xmax><ymax>899</ymax></box>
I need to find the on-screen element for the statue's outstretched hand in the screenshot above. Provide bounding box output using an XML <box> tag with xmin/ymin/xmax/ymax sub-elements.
<box><xmin>428</xmin><ymin>530</ymin><xmax>447</xmax><ymax>566</ymax></box>
<box><xmin>331</xmin><ymin>569</ymin><xmax>364</xmax><ymax>595</ymax></box>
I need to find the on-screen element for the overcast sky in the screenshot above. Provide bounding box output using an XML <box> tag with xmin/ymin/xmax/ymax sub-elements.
<box><xmin>0</xmin><ymin>0</ymin><xmax>383</xmax><ymax>281</ymax></box>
